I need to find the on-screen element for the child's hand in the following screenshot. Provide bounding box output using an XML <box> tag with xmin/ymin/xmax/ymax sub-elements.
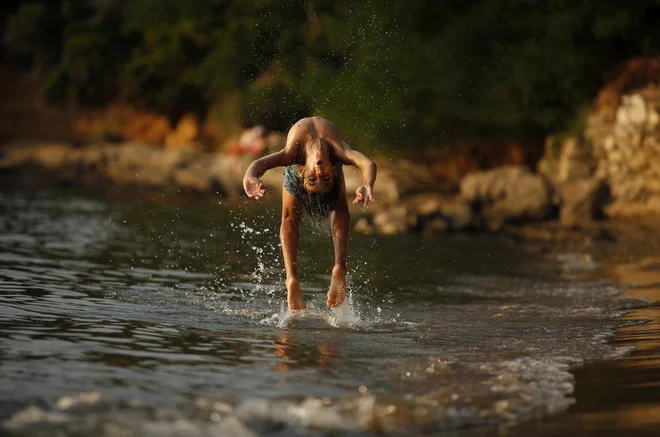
<box><xmin>243</xmin><ymin>176</ymin><xmax>266</xmax><ymax>199</ymax></box>
<box><xmin>353</xmin><ymin>184</ymin><xmax>374</xmax><ymax>207</ymax></box>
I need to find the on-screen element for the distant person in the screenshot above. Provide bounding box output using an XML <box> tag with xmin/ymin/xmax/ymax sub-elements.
<box><xmin>236</xmin><ymin>125</ymin><xmax>268</xmax><ymax>158</ymax></box>
<box><xmin>242</xmin><ymin>116</ymin><xmax>377</xmax><ymax>312</ymax></box>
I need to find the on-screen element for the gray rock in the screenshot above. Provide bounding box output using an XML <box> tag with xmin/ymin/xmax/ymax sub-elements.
<box><xmin>460</xmin><ymin>166</ymin><xmax>552</xmax><ymax>228</ymax></box>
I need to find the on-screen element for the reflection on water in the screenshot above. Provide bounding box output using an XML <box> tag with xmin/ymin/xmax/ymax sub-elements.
<box><xmin>487</xmin><ymin>257</ymin><xmax>660</xmax><ymax>437</ymax></box>
<box><xmin>272</xmin><ymin>330</ymin><xmax>339</xmax><ymax>372</ymax></box>
<box><xmin>576</xmin><ymin>259</ymin><xmax>660</xmax><ymax>433</ymax></box>
<box><xmin>0</xmin><ymin>189</ymin><xmax>653</xmax><ymax>436</ymax></box>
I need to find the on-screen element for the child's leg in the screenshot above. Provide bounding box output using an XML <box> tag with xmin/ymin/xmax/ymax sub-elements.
<box><xmin>328</xmin><ymin>191</ymin><xmax>349</xmax><ymax>308</ymax></box>
<box><xmin>280</xmin><ymin>189</ymin><xmax>305</xmax><ymax>311</ymax></box>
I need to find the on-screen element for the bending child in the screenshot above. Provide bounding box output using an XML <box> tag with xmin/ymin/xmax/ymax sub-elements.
<box><xmin>243</xmin><ymin>116</ymin><xmax>377</xmax><ymax>312</ymax></box>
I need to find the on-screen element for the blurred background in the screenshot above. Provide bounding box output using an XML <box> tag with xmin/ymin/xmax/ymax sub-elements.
<box><xmin>2</xmin><ymin>1</ymin><xmax>659</xmax><ymax>151</ymax></box>
<box><xmin>1</xmin><ymin>0</ymin><xmax>660</xmax><ymax>228</ymax></box>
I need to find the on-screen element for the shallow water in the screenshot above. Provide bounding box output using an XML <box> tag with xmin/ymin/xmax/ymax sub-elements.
<box><xmin>0</xmin><ymin>189</ymin><xmax>649</xmax><ymax>436</ymax></box>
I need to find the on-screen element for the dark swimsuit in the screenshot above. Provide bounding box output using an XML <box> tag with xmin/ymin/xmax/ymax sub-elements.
<box><xmin>283</xmin><ymin>163</ymin><xmax>343</xmax><ymax>218</ymax></box>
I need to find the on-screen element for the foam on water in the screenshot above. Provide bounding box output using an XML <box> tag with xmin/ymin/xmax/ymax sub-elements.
<box><xmin>2</xmin><ymin>356</ymin><xmax>579</xmax><ymax>437</ymax></box>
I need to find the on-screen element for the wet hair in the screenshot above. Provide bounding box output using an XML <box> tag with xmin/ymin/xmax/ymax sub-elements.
<box><xmin>301</xmin><ymin>191</ymin><xmax>338</xmax><ymax>218</ymax></box>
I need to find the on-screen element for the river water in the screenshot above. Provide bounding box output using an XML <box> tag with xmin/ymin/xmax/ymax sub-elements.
<box><xmin>0</xmin><ymin>189</ymin><xmax>649</xmax><ymax>436</ymax></box>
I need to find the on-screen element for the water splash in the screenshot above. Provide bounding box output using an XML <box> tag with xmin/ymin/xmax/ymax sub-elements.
<box><xmin>329</xmin><ymin>301</ymin><xmax>361</xmax><ymax>328</ymax></box>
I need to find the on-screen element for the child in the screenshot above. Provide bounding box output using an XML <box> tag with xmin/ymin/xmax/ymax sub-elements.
<box><xmin>243</xmin><ymin>116</ymin><xmax>377</xmax><ymax>312</ymax></box>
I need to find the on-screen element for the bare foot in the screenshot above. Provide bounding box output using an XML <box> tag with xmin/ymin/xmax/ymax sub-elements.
<box><xmin>327</xmin><ymin>264</ymin><xmax>347</xmax><ymax>308</ymax></box>
<box><xmin>286</xmin><ymin>277</ymin><xmax>306</xmax><ymax>312</ymax></box>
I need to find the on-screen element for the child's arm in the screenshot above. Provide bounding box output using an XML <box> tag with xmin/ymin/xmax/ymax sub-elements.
<box><xmin>341</xmin><ymin>145</ymin><xmax>377</xmax><ymax>207</ymax></box>
<box><xmin>332</xmin><ymin>140</ymin><xmax>377</xmax><ymax>207</ymax></box>
<box><xmin>243</xmin><ymin>124</ymin><xmax>303</xmax><ymax>199</ymax></box>
<box><xmin>319</xmin><ymin>120</ymin><xmax>377</xmax><ymax>206</ymax></box>
<box><xmin>243</xmin><ymin>150</ymin><xmax>291</xmax><ymax>199</ymax></box>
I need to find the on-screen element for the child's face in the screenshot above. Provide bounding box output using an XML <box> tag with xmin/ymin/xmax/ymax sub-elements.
<box><xmin>303</xmin><ymin>153</ymin><xmax>335</xmax><ymax>194</ymax></box>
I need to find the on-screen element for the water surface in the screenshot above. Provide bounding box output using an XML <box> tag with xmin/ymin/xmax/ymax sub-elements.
<box><xmin>0</xmin><ymin>189</ymin><xmax>647</xmax><ymax>436</ymax></box>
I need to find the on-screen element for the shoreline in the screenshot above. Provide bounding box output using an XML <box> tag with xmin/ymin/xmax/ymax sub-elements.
<box><xmin>493</xmin><ymin>257</ymin><xmax>660</xmax><ymax>437</ymax></box>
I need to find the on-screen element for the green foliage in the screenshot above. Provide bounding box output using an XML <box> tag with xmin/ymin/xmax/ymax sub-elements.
<box><xmin>3</xmin><ymin>0</ymin><xmax>660</xmax><ymax>152</ymax></box>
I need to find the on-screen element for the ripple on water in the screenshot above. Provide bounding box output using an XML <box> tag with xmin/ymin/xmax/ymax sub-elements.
<box><xmin>0</xmin><ymin>189</ymin><xmax>653</xmax><ymax>436</ymax></box>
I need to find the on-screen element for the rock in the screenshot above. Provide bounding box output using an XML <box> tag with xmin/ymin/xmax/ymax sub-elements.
<box><xmin>372</xmin><ymin>206</ymin><xmax>416</xmax><ymax>235</ymax></box>
<box><xmin>587</xmin><ymin>85</ymin><xmax>660</xmax><ymax>218</ymax></box>
<box><xmin>403</xmin><ymin>192</ymin><xmax>474</xmax><ymax>231</ymax></box>
<box><xmin>460</xmin><ymin>166</ymin><xmax>552</xmax><ymax>228</ymax></box>
<box><xmin>165</xmin><ymin>114</ymin><xmax>201</xmax><ymax>149</ymax></box>
<box><xmin>173</xmin><ymin>164</ymin><xmax>211</xmax><ymax>192</ymax></box>
<box><xmin>383</xmin><ymin>160</ymin><xmax>444</xmax><ymax>196</ymax></box>
<box><xmin>0</xmin><ymin>142</ymin><xmax>233</xmax><ymax>195</ymax></box>
<box><xmin>104</xmin><ymin>144</ymin><xmax>187</xmax><ymax>186</ymax></box>
<box><xmin>557</xmin><ymin>137</ymin><xmax>595</xmax><ymax>182</ymax></box>
<box><xmin>537</xmin><ymin>136</ymin><xmax>595</xmax><ymax>186</ymax></box>
<box><xmin>343</xmin><ymin>164</ymin><xmax>399</xmax><ymax>206</ymax></box>
<box><xmin>559</xmin><ymin>178</ymin><xmax>609</xmax><ymax>226</ymax></box>
<box><xmin>0</xmin><ymin>143</ymin><xmax>74</xmax><ymax>169</ymax></box>
<box><xmin>605</xmin><ymin>197</ymin><xmax>660</xmax><ymax>218</ymax></box>
<box><xmin>423</xmin><ymin>216</ymin><xmax>449</xmax><ymax>234</ymax></box>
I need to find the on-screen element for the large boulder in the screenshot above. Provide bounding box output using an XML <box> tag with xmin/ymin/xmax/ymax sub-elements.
<box><xmin>460</xmin><ymin>166</ymin><xmax>553</xmax><ymax>229</ymax></box>
<box><xmin>587</xmin><ymin>86</ymin><xmax>660</xmax><ymax>218</ymax></box>
<box><xmin>537</xmin><ymin>137</ymin><xmax>610</xmax><ymax>225</ymax></box>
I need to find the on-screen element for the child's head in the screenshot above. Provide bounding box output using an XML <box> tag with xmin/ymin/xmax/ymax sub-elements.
<box><xmin>302</xmin><ymin>138</ymin><xmax>336</xmax><ymax>195</ymax></box>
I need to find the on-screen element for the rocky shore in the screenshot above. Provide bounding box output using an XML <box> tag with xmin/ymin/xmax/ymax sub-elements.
<box><xmin>2</xmin><ymin>82</ymin><xmax>660</xmax><ymax>258</ymax></box>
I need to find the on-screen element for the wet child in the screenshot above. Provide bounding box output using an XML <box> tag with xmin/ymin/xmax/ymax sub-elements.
<box><xmin>243</xmin><ymin>117</ymin><xmax>377</xmax><ymax>312</ymax></box>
